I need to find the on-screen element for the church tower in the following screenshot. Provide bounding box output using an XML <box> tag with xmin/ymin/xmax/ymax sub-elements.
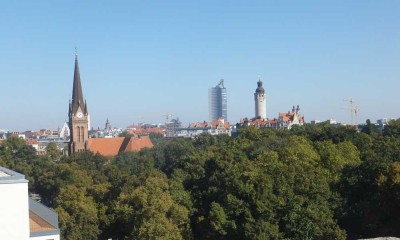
<box><xmin>254</xmin><ymin>79</ymin><xmax>267</xmax><ymax>120</ymax></box>
<box><xmin>68</xmin><ymin>54</ymin><xmax>89</xmax><ymax>154</ymax></box>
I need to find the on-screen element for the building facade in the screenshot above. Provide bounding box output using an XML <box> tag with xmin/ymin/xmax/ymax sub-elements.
<box><xmin>68</xmin><ymin>55</ymin><xmax>89</xmax><ymax>154</ymax></box>
<box><xmin>209</xmin><ymin>79</ymin><xmax>227</xmax><ymax>121</ymax></box>
<box><xmin>59</xmin><ymin>121</ymin><xmax>70</xmax><ymax>139</ymax></box>
<box><xmin>236</xmin><ymin>105</ymin><xmax>304</xmax><ymax>131</ymax></box>
<box><xmin>89</xmin><ymin>119</ymin><xmax>124</xmax><ymax>138</ymax></box>
<box><xmin>254</xmin><ymin>79</ymin><xmax>267</xmax><ymax>120</ymax></box>
<box><xmin>277</xmin><ymin>105</ymin><xmax>304</xmax><ymax>129</ymax></box>
<box><xmin>0</xmin><ymin>166</ymin><xmax>60</xmax><ymax>240</ymax></box>
<box><xmin>174</xmin><ymin>118</ymin><xmax>231</xmax><ymax>138</ymax></box>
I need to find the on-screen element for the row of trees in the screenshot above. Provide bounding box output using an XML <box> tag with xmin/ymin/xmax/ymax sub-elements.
<box><xmin>1</xmin><ymin>120</ymin><xmax>400</xmax><ymax>239</ymax></box>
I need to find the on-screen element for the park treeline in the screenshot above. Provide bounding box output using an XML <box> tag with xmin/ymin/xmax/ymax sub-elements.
<box><xmin>1</xmin><ymin>120</ymin><xmax>400</xmax><ymax>240</ymax></box>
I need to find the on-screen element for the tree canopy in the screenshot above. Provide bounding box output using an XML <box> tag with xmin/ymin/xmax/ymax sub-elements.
<box><xmin>1</xmin><ymin>123</ymin><xmax>400</xmax><ymax>239</ymax></box>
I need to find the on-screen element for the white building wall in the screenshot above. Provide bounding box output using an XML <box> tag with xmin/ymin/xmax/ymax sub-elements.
<box><xmin>88</xmin><ymin>114</ymin><xmax>91</xmax><ymax>131</ymax></box>
<box><xmin>30</xmin><ymin>234</ymin><xmax>60</xmax><ymax>240</ymax></box>
<box><xmin>255</xmin><ymin>93</ymin><xmax>267</xmax><ymax>120</ymax></box>
<box><xmin>0</xmin><ymin>182</ymin><xmax>30</xmax><ymax>240</ymax></box>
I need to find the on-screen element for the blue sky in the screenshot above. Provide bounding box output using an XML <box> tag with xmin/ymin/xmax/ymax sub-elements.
<box><xmin>0</xmin><ymin>1</ymin><xmax>399</xmax><ymax>130</ymax></box>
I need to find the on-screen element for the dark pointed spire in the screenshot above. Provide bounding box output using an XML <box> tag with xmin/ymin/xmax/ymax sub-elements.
<box><xmin>68</xmin><ymin>100</ymin><xmax>72</xmax><ymax>116</ymax></box>
<box><xmin>71</xmin><ymin>54</ymin><xmax>86</xmax><ymax>113</ymax></box>
<box><xmin>84</xmin><ymin>100</ymin><xmax>88</xmax><ymax>114</ymax></box>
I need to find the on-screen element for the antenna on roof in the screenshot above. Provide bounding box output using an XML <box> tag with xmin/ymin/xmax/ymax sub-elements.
<box><xmin>218</xmin><ymin>79</ymin><xmax>224</xmax><ymax>88</ymax></box>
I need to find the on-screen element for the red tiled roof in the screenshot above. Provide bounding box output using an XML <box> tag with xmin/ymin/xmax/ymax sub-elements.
<box><xmin>236</xmin><ymin>118</ymin><xmax>279</xmax><ymax>128</ymax></box>
<box><xmin>25</xmin><ymin>139</ymin><xmax>38</xmax><ymax>145</ymax></box>
<box><xmin>188</xmin><ymin>119</ymin><xmax>230</xmax><ymax>130</ymax></box>
<box><xmin>279</xmin><ymin>112</ymin><xmax>304</xmax><ymax>123</ymax></box>
<box><xmin>11</xmin><ymin>133</ymin><xmax>19</xmax><ymax>138</ymax></box>
<box><xmin>127</xmin><ymin>127</ymin><xmax>163</xmax><ymax>135</ymax></box>
<box><xmin>125</xmin><ymin>136</ymin><xmax>154</xmax><ymax>152</ymax></box>
<box><xmin>88</xmin><ymin>136</ymin><xmax>153</xmax><ymax>157</ymax></box>
<box><xmin>189</xmin><ymin>121</ymin><xmax>209</xmax><ymax>128</ymax></box>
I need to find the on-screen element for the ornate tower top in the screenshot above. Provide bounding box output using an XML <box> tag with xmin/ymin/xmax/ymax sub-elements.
<box><xmin>255</xmin><ymin>79</ymin><xmax>265</xmax><ymax>94</ymax></box>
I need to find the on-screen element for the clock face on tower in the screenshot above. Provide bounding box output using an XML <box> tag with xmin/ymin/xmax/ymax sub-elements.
<box><xmin>77</xmin><ymin>112</ymin><xmax>83</xmax><ymax>118</ymax></box>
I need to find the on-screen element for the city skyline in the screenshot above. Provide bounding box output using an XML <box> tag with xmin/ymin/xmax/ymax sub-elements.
<box><xmin>0</xmin><ymin>1</ymin><xmax>399</xmax><ymax>130</ymax></box>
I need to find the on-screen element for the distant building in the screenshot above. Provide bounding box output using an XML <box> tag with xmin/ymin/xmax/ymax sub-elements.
<box><xmin>174</xmin><ymin>118</ymin><xmax>231</xmax><ymax>138</ymax></box>
<box><xmin>237</xmin><ymin>118</ymin><xmax>279</xmax><ymax>129</ymax></box>
<box><xmin>277</xmin><ymin>105</ymin><xmax>304</xmax><ymax>129</ymax></box>
<box><xmin>0</xmin><ymin>166</ymin><xmax>60</xmax><ymax>240</ymax></box>
<box><xmin>126</xmin><ymin>123</ymin><xmax>164</xmax><ymax>136</ymax></box>
<box><xmin>327</xmin><ymin>119</ymin><xmax>337</xmax><ymax>125</ymax></box>
<box><xmin>209</xmin><ymin>79</ymin><xmax>227</xmax><ymax>121</ymax></box>
<box><xmin>38</xmin><ymin>137</ymin><xmax>69</xmax><ymax>156</ymax></box>
<box><xmin>165</xmin><ymin>118</ymin><xmax>183</xmax><ymax>137</ymax></box>
<box><xmin>105</xmin><ymin>118</ymin><xmax>111</xmax><ymax>131</ymax></box>
<box><xmin>25</xmin><ymin>138</ymin><xmax>39</xmax><ymax>152</ymax></box>
<box><xmin>89</xmin><ymin>119</ymin><xmax>123</xmax><ymax>138</ymax></box>
<box><xmin>0</xmin><ymin>129</ymin><xmax>8</xmax><ymax>134</ymax></box>
<box><xmin>236</xmin><ymin>105</ymin><xmax>305</xmax><ymax>130</ymax></box>
<box><xmin>59</xmin><ymin>121</ymin><xmax>70</xmax><ymax>139</ymax></box>
<box><xmin>377</xmin><ymin>118</ymin><xmax>396</xmax><ymax>131</ymax></box>
<box><xmin>4</xmin><ymin>128</ymin><xmax>69</xmax><ymax>156</ymax></box>
<box><xmin>0</xmin><ymin>130</ymin><xmax>8</xmax><ymax>140</ymax></box>
<box><xmin>254</xmin><ymin>79</ymin><xmax>267</xmax><ymax>120</ymax></box>
<box><xmin>311</xmin><ymin>119</ymin><xmax>341</xmax><ymax>126</ymax></box>
<box><xmin>310</xmin><ymin>120</ymin><xmax>321</xmax><ymax>125</ymax></box>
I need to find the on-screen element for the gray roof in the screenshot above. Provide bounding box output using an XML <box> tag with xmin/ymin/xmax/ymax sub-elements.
<box><xmin>29</xmin><ymin>198</ymin><xmax>60</xmax><ymax>237</ymax></box>
<box><xmin>0</xmin><ymin>166</ymin><xmax>29</xmax><ymax>184</ymax></box>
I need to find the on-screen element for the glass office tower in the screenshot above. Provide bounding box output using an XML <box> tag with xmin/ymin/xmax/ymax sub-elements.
<box><xmin>209</xmin><ymin>79</ymin><xmax>227</xmax><ymax>121</ymax></box>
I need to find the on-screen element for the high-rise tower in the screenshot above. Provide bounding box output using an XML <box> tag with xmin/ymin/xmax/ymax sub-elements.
<box><xmin>254</xmin><ymin>79</ymin><xmax>266</xmax><ymax>120</ymax></box>
<box><xmin>209</xmin><ymin>79</ymin><xmax>227</xmax><ymax>121</ymax></box>
<box><xmin>68</xmin><ymin>54</ymin><xmax>89</xmax><ymax>154</ymax></box>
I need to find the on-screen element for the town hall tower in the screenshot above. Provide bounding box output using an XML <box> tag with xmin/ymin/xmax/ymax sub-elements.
<box><xmin>254</xmin><ymin>79</ymin><xmax>267</xmax><ymax>120</ymax></box>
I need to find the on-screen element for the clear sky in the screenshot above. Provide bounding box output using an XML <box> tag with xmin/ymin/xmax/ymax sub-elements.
<box><xmin>0</xmin><ymin>1</ymin><xmax>399</xmax><ymax>131</ymax></box>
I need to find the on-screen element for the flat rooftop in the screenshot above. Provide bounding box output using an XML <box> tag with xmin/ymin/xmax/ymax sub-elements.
<box><xmin>0</xmin><ymin>166</ymin><xmax>29</xmax><ymax>184</ymax></box>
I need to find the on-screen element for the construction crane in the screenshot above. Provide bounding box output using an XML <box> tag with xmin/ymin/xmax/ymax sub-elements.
<box><xmin>135</xmin><ymin>113</ymin><xmax>171</xmax><ymax>125</ymax></box>
<box><xmin>344</xmin><ymin>98</ymin><xmax>360</xmax><ymax>126</ymax></box>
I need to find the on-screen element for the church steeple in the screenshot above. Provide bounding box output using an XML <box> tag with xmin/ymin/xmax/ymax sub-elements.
<box><xmin>71</xmin><ymin>55</ymin><xmax>86</xmax><ymax>115</ymax></box>
<box><xmin>69</xmin><ymin>53</ymin><xmax>89</xmax><ymax>155</ymax></box>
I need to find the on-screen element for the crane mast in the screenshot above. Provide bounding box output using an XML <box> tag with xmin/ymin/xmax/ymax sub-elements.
<box><xmin>344</xmin><ymin>98</ymin><xmax>360</xmax><ymax>126</ymax></box>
